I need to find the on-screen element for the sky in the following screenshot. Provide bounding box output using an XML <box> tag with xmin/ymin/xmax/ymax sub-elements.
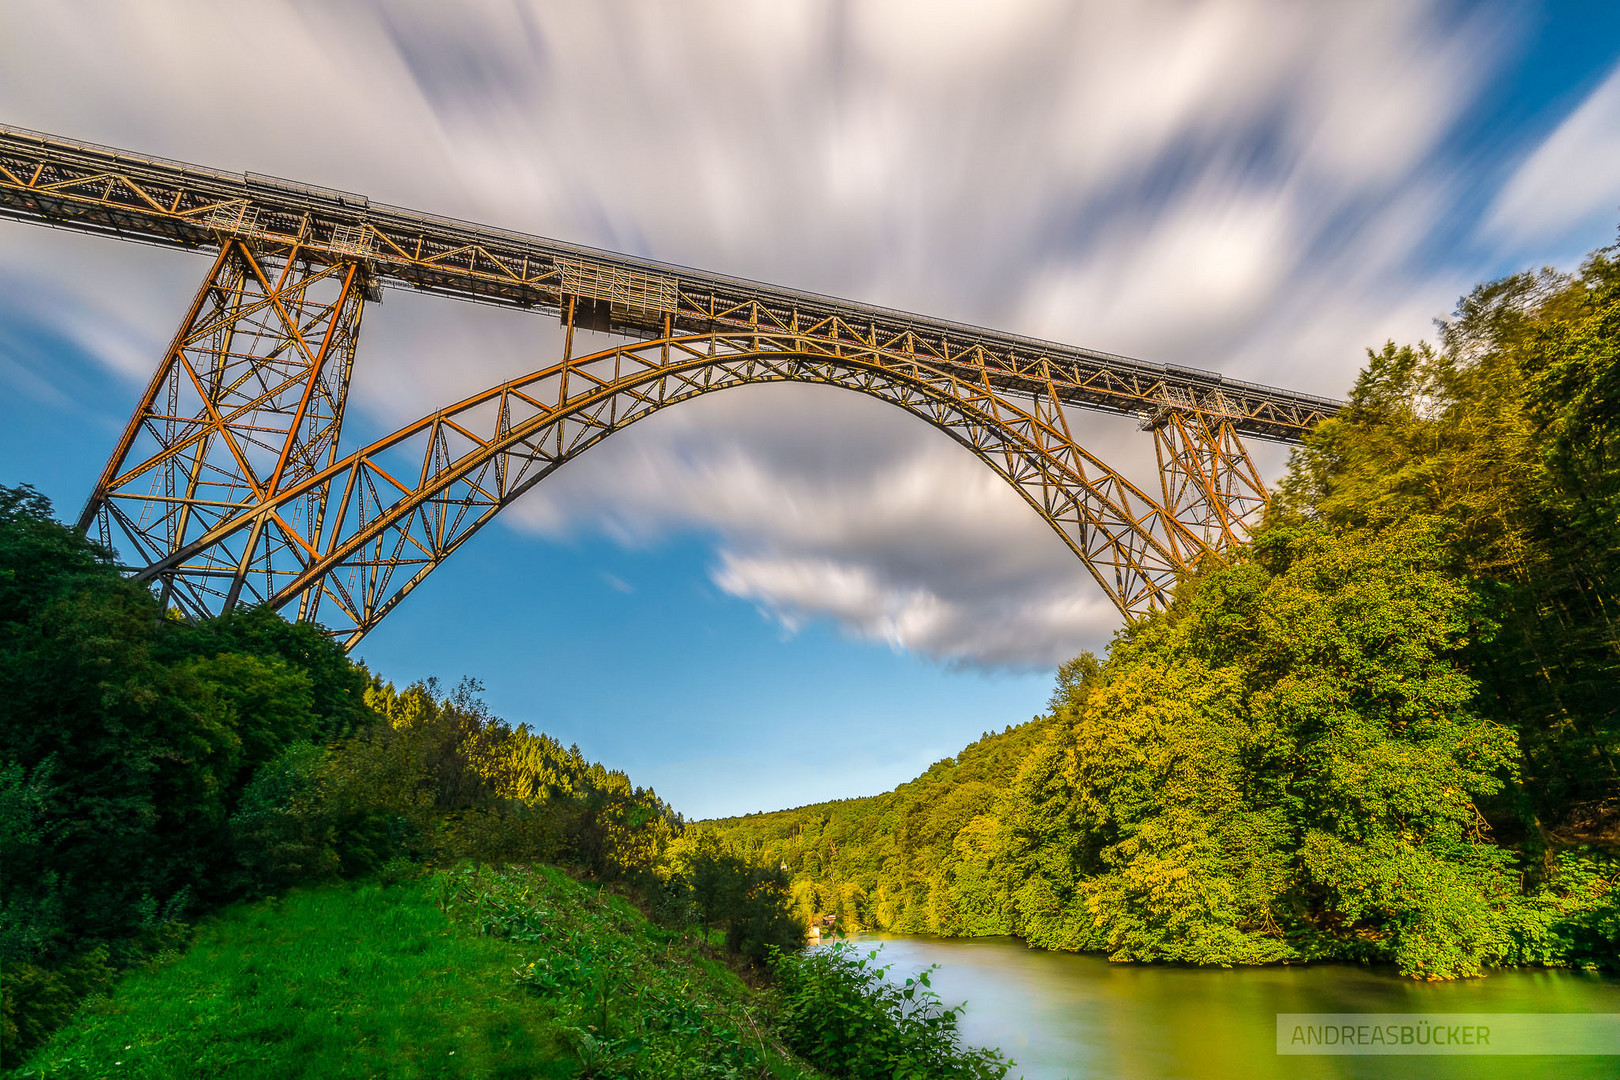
<box><xmin>2</xmin><ymin>1</ymin><xmax>1619</xmax><ymax>819</ymax></box>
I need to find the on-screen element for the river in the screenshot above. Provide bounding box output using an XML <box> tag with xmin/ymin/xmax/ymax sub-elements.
<box><xmin>828</xmin><ymin>933</ymin><xmax>1620</xmax><ymax>1079</ymax></box>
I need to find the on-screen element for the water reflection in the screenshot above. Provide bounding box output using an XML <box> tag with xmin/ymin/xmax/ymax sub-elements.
<box><xmin>827</xmin><ymin>934</ymin><xmax>1620</xmax><ymax>1080</ymax></box>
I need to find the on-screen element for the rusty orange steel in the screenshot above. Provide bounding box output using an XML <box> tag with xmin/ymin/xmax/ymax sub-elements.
<box><xmin>0</xmin><ymin>123</ymin><xmax>1341</xmax><ymax>647</ymax></box>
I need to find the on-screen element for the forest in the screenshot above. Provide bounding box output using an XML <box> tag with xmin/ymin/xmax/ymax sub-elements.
<box><xmin>704</xmin><ymin>241</ymin><xmax>1620</xmax><ymax>980</ymax></box>
<box><xmin>0</xmin><ymin>490</ymin><xmax>825</xmax><ymax>1065</ymax></box>
<box><xmin>2</xmin><ymin>236</ymin><xmax>1616</xmax><ymax>1072</ymax></box>
<box><xmin>1</xmin><ymin>476</ymin><xmax>1010</xmax><ymax>1078</ymax></box>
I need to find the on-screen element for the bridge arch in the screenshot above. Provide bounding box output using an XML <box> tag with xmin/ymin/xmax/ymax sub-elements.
<box><xmin>129</xmin><ymin>329</ymin><xmax>1205</xmax><ymax>647</ymax></box>
<box><xmin>5</xmin><ymin>126</ymin><xmax>1321</xmax><ymax>649</ymax></box>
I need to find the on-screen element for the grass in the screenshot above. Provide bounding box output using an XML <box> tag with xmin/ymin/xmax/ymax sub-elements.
<box><xmin>438</xmin><ymin>864</ymin><xmax>822</xmax><ymax>1079</ymax></box>
<box><xmin>7</xmin><ymin>866</ymin><xmax>824</xmax><ymax>1079</ymax></box>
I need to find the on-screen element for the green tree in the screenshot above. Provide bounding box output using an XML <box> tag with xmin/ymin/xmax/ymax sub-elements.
<box><xmin>1276</xmin><ymin>251</ymin><xmax>1619</xmax><ymax>826</ymax></box>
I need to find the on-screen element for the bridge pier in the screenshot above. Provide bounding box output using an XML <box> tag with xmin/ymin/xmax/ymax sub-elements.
<box><xmin>78</xmin><ymin>237</ymin><xmax>368</xmax><ymax>619</ymax></box>
<box><xmin>1144</xmin><ymin>404</ymin><xmax>1270</xmax><ymax>552</ymax></box>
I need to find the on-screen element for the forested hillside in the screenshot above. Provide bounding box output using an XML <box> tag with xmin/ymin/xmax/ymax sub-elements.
<box><xmin>702</xmin><ymin>711</ymin><xmax>1059</xmax><ymax>933</ymax></box>
<box><xmin>5</xmin><ymin>237</ymin><xmax>1616</xmax><ymax>1072</ymax></box>
<box><xmin>0</xmin><ymin>492</ymin><xmax>803</xmax><ymax>1062</ymax></box>
<box><xmin>3</xmin><ymin>480</ymin><xmax>1014</xmax><ymax>1078</ymax></box>
<box><xmin>705</xmin><ymin>242</ymin><xmax>1620</xmax><ymax>980</ymax></box>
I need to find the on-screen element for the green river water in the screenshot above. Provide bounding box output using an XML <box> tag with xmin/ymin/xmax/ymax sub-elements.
<box><xmin>836</xmin><ymin>933</ymin><xmax>1620</xmax><ymax>1079</ymax></box>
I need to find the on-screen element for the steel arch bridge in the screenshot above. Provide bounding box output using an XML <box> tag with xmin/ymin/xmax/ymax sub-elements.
<box><xmin>0</xmin><ymin>124</ymin><xmax>1341</xmax><ymax>648</ymax></box>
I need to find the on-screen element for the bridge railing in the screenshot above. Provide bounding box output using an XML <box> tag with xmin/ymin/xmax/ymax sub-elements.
<box><xmin>0</xmin><ymin>121</ymin><xmax>1344</xmax><ymax>441</ymax></box>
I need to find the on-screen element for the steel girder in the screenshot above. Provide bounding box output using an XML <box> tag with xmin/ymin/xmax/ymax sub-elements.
<box><xmin>105</xmin><ymin>295</ymin><xmax>1260</xmax><ymax>648</ymax></box>
<box><xmin>0</xmin><ymin>122</ymin><xmax>1341</xmax><ymax>442</ymax></box>
<box><xmin>1146</xmin><ymin>405</ymin><xmax>1270</xmax><ymax>550</ymax></box>
<box><xmin>78</xmin><ymin>239</ymin><xmax>366</xmax><ymax>619</ymax></box>
<box><xmin>4</xmin><ymin>117</ymin><xmax>1299</xmax><ymax>644</ymax></box>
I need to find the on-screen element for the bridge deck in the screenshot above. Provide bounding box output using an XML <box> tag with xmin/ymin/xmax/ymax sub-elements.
<box><xmin>0</xmin><ymin>123</ymin><xmax>1340</xmax><ymax>442</ymax></box>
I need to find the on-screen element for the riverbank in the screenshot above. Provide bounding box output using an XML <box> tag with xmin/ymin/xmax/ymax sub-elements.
<box><xmin>836</xmin><ymin>932</ymin><xmax>1620</xmax><ymax>1080</ymax></box>
<box><xmin>5</xmin><ymin>866</ymin><xmax>825</xmax><ymax>1080</ymax></box>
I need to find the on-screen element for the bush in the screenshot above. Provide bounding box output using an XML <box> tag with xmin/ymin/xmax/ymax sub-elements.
<box><xmin>443</xmin><ymin>864</ymin><xmax>815</xmax><ymax>1078</ymax></box>
<box><xmin>1</xmin><ymin>946</ymin><xmax>115</xmax><ymax>1059</ymax></box>
<box><xmin>769</xmin><ymin>942</ymin><xmax>1008</xmax><ymax>1079</ymax></box>
<box><xmin>1503</xmin><ymin>847</ymin><xmax>1620</xmax><ymax>969</ymax></box>
<box><xmin>228</xmin><ymin>741</ymin><xmax>340</xmax><ymax>892</ymax></box>
<box><xmin>685</xmin><ymin>847</ymin><xmax>804</xmax><ymax>965</ymax></box>
<box><xmin>0</xmin><ymin>486</ymin><xmax>372</xmax><ymax>1061</ymax></box>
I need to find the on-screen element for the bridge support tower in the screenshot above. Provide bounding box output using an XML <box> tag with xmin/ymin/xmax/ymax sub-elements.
<box><xmin>78</xmin><ymin>238</ymin><xmax>369</xmax><ymax>620</ymax></box>
<box><xmin>76</xmin><ymin>238</ymin><xmax>1270</xmax><ymax>646</ymax></box>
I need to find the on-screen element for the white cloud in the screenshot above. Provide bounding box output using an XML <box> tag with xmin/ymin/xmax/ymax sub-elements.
<box><xmin>0</xmin><ymin>0</ymin><xmax>1596</xmax><ymax>668</ymax></box>
<box><xmin>713</xmin><ymin>551</ymin><xmax>1119</xmax><ymax>670</ymax></box>
<box><xmin>0</xmin><ymin>227</ymin><xmax>200</xmax><ymax>389</ymax></box>
<box><xmin>1486</xmin><ymin>59</ymin><xmax>1620</xmax><ymax>248</ymax></box>
<box><xmin>502</xmin><ymin>385</ymin><xmax>1127</xmax><ymax>667</ymax></box>
<box><xmin>1017</xmin><ymin>182</ymin><xmax>1300</xmax><ymax>361</ymax></box>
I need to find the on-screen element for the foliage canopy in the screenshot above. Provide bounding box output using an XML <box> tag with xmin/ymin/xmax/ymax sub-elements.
<box><xmin>705</xmin><ymin>241</ymin><xmax>1620</xmax><ymax>979</ymax></box>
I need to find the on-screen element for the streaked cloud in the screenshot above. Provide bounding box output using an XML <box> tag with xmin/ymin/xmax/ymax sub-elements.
<box><xmin>1485</xmin><ymin>60</ymin><xmax>1620</xmax><ymax>249</ymax></box>
<box><xmin>0</xmin><ymin>1</ymin><xmax>1612</xmax><ymax>669</ymax></box>
<box><xmin>505</xmin><ymin>385</ymin><xmax>1130</xmax><ymax>667</ymax></box>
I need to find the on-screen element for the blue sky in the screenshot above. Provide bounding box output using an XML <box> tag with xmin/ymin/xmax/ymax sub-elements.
<box><xmin>2</xmin><ymin>2</ymin><xmax>1619</xmax><ymax>818</ymax></box>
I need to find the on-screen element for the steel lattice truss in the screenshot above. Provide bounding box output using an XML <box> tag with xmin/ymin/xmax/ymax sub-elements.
<box><xmin>127</xmin><ymin>320</ymin><xmax>1213</xmax><ymax>645</ymax></box>
<box><xmin>80</xmin><ymin>239</ymin><xmax>365</xmax><ymax>619</ymax></box>
<box><xmin>0</xmin><ymin>122</ymin><xmax>1344</xmax><ymax>646</ymax></box>
<box><xmin>0</xmin><ymin>123</ymin><xmax>1340</xmax><ymax>439</ymax></box>
<box><xmin>1147</xmin><ymin>407</ymin><xmax>1271</xmax><ymax>549</ymax></box>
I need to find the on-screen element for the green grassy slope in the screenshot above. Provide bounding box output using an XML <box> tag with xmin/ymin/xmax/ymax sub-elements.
<box><xmin>6</xmin><ymin>867</ymin><xmax>823</xmax><ymax>1080</ymax></box>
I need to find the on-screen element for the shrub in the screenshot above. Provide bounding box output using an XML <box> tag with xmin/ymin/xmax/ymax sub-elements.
<box><xmin>1</xmin><ymin>946</ymin><xmax>115</xmax><ymax>1060</ymax></box>
<box><xmin>228</xmin><ymin>741</ymin><xmax>340</xmax><ymax>893</ymax></box>
<box><xmin>769</xmin><ymin>942</ymin><xmax>1008</xmax><ymax>1079</ymax></box>
<box><xmin>668</xmin><ymin>832</ymin><xmax>804</xmax><ymax>964</ymax></box>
